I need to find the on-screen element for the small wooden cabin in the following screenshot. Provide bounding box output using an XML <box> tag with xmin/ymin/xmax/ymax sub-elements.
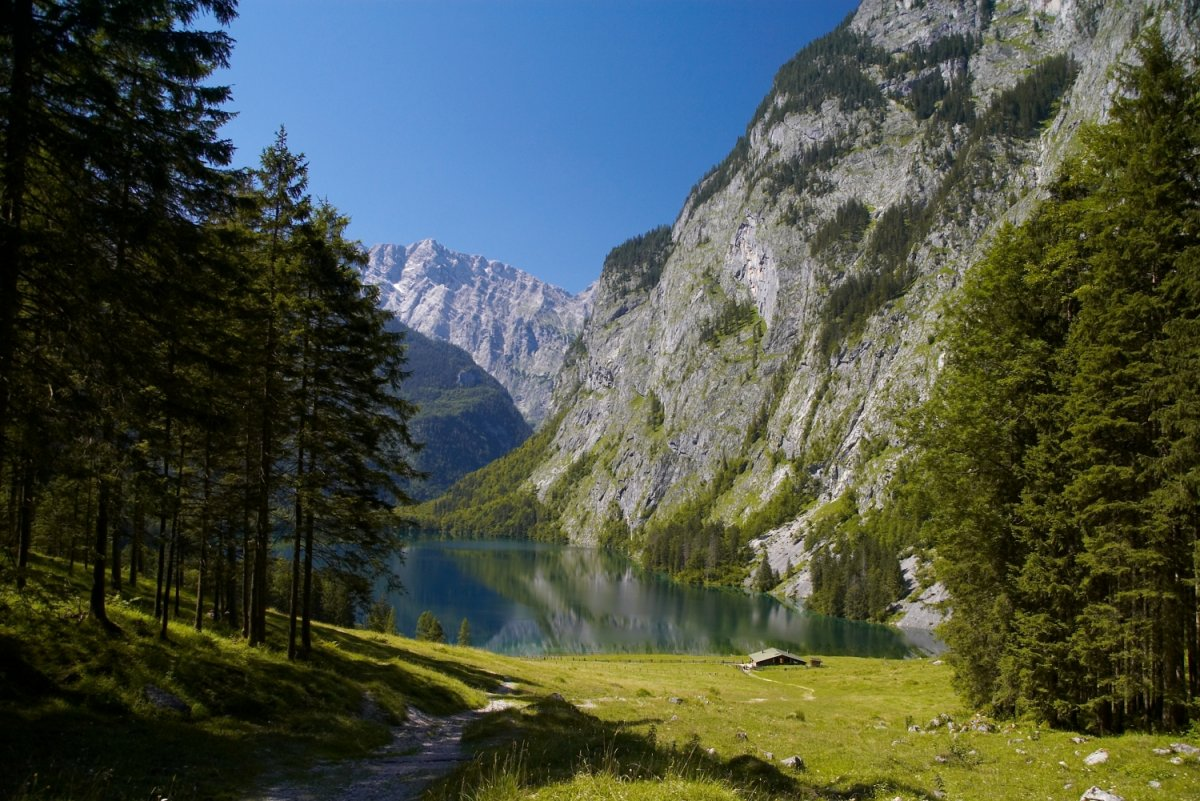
<box><xmin>748</xmin><ymin>648</ymin><xmax>806</xmax><ymax>668</ymax></box>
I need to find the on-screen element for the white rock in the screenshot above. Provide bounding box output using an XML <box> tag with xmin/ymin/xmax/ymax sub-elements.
<box><xmin>1083</xmin><ymin>749</ymin><xmax>1109</xmax><ymax>766</ymax></box>
<box><xmin>1079</xmin><ymin>787</ymin><xmax>1125</xmax><ymax>801</ymax></box>
<box><xmin>364</xmin><ymin>239</ymin><xmax>591</xmax><ymax>425</ymax></box>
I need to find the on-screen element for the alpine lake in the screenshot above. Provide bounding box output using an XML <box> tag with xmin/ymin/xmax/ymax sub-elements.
<box><xmin>384</xmin><ymin>537</ymin><xmax>939</xmax><ymax>658</ymax></box>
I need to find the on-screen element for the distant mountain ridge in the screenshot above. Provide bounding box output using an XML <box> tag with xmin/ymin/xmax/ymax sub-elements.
<box><xmin>363</xmin><ymin>239</ymin><xmax>593</xmax><ymax>425</ymax></box>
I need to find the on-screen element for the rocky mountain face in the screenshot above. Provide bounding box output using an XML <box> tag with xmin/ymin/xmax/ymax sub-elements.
<box><xmin>513</xmin><ymin>0</ymin><xmax>1198</xmax><ymax>621</ymax></box>
<box><xmin>363</xmin><ymin>239</ymin><xmax>593</xmax><ymax>426</ymax></box>
<box><xmin>393</xmin><ymin>323</ymin><xmax>531</xmax><ymax>501</ymax></box>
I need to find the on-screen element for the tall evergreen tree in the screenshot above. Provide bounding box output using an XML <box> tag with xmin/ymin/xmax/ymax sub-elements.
<box><xmin>0</xmin><ymin>1</ymin><xmax>235</xmax><ymax>625</ymax></box>
<box><xmin>922</xmin><ymin>27</ymin><xmax>1200</xmax><ymax>731</ymax></box>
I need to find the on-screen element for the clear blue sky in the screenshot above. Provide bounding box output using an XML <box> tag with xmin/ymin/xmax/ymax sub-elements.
<box><xmin>216</xmin><ymin>0</ymin><xmax>860</xmax><ymax>293</ymax></box>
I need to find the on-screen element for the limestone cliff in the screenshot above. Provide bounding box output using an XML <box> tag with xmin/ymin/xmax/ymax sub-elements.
<box><xmin>520</xmin><ymin>0</ymin><xmax>1198</xmax><ymax>619</ymax></box>
<box><xmin>363</xmin><ymin>239</ymin><xmax>592</xmax><ymax>426</ymax></box>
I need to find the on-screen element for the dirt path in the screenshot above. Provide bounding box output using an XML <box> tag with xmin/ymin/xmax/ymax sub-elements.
<box><xmin>739</xmin><ymin>666</ymin><xmax>816</xmax><ymax>700</ymax></box>
<box><xmin>249</xmin><ymin>697</ymin><xmax>515</xmax><ymax>801</ymax></box>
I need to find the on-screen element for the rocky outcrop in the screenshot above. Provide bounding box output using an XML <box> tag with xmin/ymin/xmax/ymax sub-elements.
<box><xmin>363</xmin><ymin>239</ymin><xmax>592</xmax><ymax>426</ymax></box>
<box><xmin>514</xmin><ymin>0</ymin><xmax>1197</xmax><ymax>624</ymax></box>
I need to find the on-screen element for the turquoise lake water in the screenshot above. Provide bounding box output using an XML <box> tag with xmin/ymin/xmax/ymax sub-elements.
<box><xmin>384</xmin><ymin>538</ymin><xmax>936</xmax><ymax>658</ymax></box>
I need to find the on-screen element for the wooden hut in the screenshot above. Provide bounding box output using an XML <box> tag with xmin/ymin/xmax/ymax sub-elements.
<box><xmin>748</xmin><ymin>648</ymin><xmax>807</xmax><ymax>668</ymax></box>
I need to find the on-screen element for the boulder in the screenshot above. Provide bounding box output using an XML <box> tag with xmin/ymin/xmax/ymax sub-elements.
<box><xmin>1079</xmin><ymin>787</ymin><xmax>1124</xmax><ymax>801</ymax></box>
<box><xmin>781</xmin><ymin>755</ymin><xmax>806</xmax><ymax>771</ymax></box>
<box><xmin>1083</xmin><ymin>749</ymin><xmax>1109</xmax><ymax>766</ymax></box>
<box><xmin>143</xmin><ymin>685</ymin><xmax>189</xmax><ymax>716</ymax></box>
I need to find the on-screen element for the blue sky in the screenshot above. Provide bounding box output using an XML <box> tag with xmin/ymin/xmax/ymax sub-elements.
<box><xmin>216</xmin><ymin>0</ymin><xmax>859</xmax><ymax>293</ymax></box>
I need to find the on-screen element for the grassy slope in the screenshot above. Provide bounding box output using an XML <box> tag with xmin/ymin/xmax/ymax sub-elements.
<box><xmin>3</xmin><ymin>555</ymin><xmax>1197</xmax><ymax>801</ymax></box>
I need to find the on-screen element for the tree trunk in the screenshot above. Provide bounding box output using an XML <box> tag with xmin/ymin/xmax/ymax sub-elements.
<box><xmin>301</xmin><ymin>508</ymin><xmax>315</xmax><ymax>656</ymax></box>
<box><xmin>0</xmin><ymin>0</ymin><xmax>35</xmax><ymax>481</ymax></box>
<box><xmin>241</xmin><ymin>448</ymin><xmax>252</xmax><ymax>638</ymax></box>
<box><xmin>287</xmin><ymin>486</ymin><xmax>303</xmax><ymax>660</ymax></box>
<box><xmin>195</xmin><ymin>535</ymin><xmax>206</xmax><ymax>631</ymax></box>
<box><xmin>130</xmin><ymin>497</ymin><xmax>143</xmax><ymax>588</ymax></box>
<box><xmin>174</xmin><ymin>538</ymin><xmax>182</xmax><ymax>615</ymax></box>
<box><xmin>15</xmin><ymin>455</ymin><xmax>33</xmax><ymax>590</ymax></box>
<box><xmin>90</xmin><ymin>473</ymin><xmax>110</xmax><ymax>626</ymax></box>
<box><xmin>155</xmin><ymin>538</ymin><xmax>166</xmax><ymax>619</ymax></box>
<box><xmin>110</xmin><ymin>481</ymin><xmax>122</xmax><ymax>593</ymax></box>
<box><xmin>160</xmin><ymin>528</ymin><xmax>175</xmax><ymax>640</ymax></box>
<box><xmin>195</xmin><ymin>435</ymin><xmax>212</xmax><ymax>632</ymax></box>
<box><xmin>288</xmin><ymin>388</ymin><xmax>307</xmax><ymax>660</ymax></box>
<box><xmin>227</xmin><ymin>541</ymin><xmax>239</xmax><ymax>628</ymax></box>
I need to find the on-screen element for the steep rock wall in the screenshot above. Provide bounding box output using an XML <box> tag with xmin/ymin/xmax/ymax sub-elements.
<box><xmin>526</xmin><ymin>0</ymin><xmax>1197</xmax><ymax>618</ymax></box>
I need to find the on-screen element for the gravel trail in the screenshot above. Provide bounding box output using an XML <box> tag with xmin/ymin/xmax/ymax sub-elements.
<box><xmin>249</xmin><ymin>697</ymin><xmax>514</xmax><ymax>801</ymax></box>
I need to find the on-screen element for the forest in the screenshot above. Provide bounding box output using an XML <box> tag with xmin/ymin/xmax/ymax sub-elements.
<box><xmin>914</xmin><ymin>29</ymin><xmax>1200</xmax><ymax>732</ymax></box>
<box><xmin>0</xmin><ymin>1</ymin><xmax>419</xmax><ymax>659</ymax></box>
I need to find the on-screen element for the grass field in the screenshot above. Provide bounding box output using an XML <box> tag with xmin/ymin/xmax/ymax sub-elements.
<box><xmin>2</xmin><ymin>555</ymin><xmax>1198</xmax><ymax>800</ymax></box>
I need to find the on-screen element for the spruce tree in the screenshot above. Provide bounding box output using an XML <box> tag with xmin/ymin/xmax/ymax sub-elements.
<box><xmin>0</xmin><ymin>1</ymin><xmax>235</xmax><ymax>622</ymax></box>
<box><xmin>416</xmin><ymin>610</ymin><xmax>444</xmax><ymax>643</ymax></box>
<box><xmin>922</xmin><ymin>27</ymin><xmax>1200</xmax><ymax>730</ymax></box>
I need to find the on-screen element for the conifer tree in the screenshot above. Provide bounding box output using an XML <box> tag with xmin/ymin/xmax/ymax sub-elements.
<box><xmin>416</xmin><ymin>610</ymin><xmax>445</xmax><ymax>643</ymax></box>
<box><xmin>0</xmin><ymin>1</ymin><xmax>235</xmax><ymax>623</ymax></box>
<box><xmin>921</xmin><ymin>27</ymin><xmax>1200</xmax><ymax>730</ymax></box>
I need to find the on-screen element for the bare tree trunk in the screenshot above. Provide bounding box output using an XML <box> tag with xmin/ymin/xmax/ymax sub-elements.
<box><xmin>110</xmin><ymin>480</ymin><xmax>122</xmax><ymax>594</ymax></box>
<box><xmin>288</xmin><ymin>406</ymin><xmax>306</xmax><ymax>660</ymax></box>
<box><xmin>301</xmin><ymin>509</ymin><xmax>315</xmax><ymax>656</ymax></box>
<box><xmin>241</xmin><ymin>448</ymin><xmax>252</xmax><ymax>638</ymax></box>
<box><xmin>129</xmin><ymin>496</ymin><xmax>143</xmax><ymax>588</ymax></box>
<box><xmin>174</xmin><ymin>538</ymin><xmax>182</xmax><ymax>615</ymax></box>
<box><xmin>195</xmin><ymin>435</ymin><xmax>212</xmax><ymax>632</ymax></box>
<box><xmin>90</xmin><ymin>470</ymin><xmax>110</xmax><ymax>626</ymax></box>
<box><xmin>159</xmin><ymin>528</ymin><xmax>175</xmax><ymax>640</ymax></box>
<box><xmin>226</xmin><ymin>540</ymin><xmax>239</xmax><ymax>628</ymax></box>
<box><xmin>15</xmin><ymin>455</ymin><xmax>33</xmax><ymax>590</ymax></box>
<box><xmin>195</xmin><ymin>538</ymin><xmax>206</xmax><ymax>631</ymax></box>
<box><xmin>155</xmin><ymin>538</ymin><xmax>166</xmax><ymax>619</ymax></box>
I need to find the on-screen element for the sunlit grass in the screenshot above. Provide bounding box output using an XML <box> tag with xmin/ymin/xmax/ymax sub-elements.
<box><xmin>0</xmin><ymin>554</ymin><xmax>491</xmax><ymax>800</ymax></box>
<box><xmin>4</xmin><ymin>554</ymin><xmax>1199</xmax><ymax>801</ymax></box>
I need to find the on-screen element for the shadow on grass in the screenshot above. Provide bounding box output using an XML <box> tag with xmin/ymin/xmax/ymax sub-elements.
<box><xmin>314</xmin><ymin>627</ymin><xmax>544</xmax><ymax>713</ymax></box>
<box><xmin>0</xmin><ymin>704</ymin><xmax>293</xmax><ymax>801</ymax></box>
<box><xmin>423</xmin><ymin>693</ymin><xmax>881</xmax><ymax>800</ymax></box>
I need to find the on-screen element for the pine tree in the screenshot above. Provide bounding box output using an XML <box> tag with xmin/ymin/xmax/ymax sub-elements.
<box><xmin>753</xmin><ymin>551</ymin><xmax>777</xmax><ymax>592</ymax></box>
<box><xmin>241</xmin><ymin>129</ymin><xmax>310</xmax><ymax>646</ymax></box>
<box><xmin>457</xmin><ymin>618</ymin><xmax>472</xmax><ymax>647</ymax></box>
<box><xmin>416</xmin><ymin>610</ymin><xmax>444</xmax><ymax>643</ymax></box>
<box><xmin>286</xmin><ymin>201</ymin><xmax>421</xmax><ymax>659</ymax></box>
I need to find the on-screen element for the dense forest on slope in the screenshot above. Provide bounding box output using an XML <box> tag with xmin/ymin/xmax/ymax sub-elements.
<box><xmin>396</xmin><ymin>325</ymin><xmax>531</xmax><ymax>500</ymax></box>
<box><xmin>0</xmin><ymin>1</ymin><xmax>418</xmax><ymax>658</ymax></box>
<box><xmin>912</xmin><ymin>29</ymin><xmax>1200</xmax><ymax>733</ymax></box>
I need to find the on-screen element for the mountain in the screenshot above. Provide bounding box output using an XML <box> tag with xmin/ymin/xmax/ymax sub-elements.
<box><xmin>394</xmin><ymin>323</ymin><xmax>531</xmax><ymax>501</ymax></box>
<box><xmin>423</xmin><ymin>0</ymin><xmax>1198</xmax><ymax>623</ymax></box>
<box><xmin>364</xmin><ymin>239</ymin><xmax>593</xmax><ymax>426</ymax></box>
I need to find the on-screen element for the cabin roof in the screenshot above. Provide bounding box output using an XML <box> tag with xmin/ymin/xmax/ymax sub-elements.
<box><xmin>748</xmin><ymin>647</ymin><xmax>806</xmax><ymax>664</ymax></box>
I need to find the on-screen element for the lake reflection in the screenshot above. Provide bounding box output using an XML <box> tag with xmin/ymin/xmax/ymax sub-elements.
<box><xmin>386</xmin><ymin>538</ymin><xmax>930</xmax><ymax>658</ymax></box>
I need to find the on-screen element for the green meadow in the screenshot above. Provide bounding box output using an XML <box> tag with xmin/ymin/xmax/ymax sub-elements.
<box><xmin>2</xmin><ymin>556</ymin><xmax>1197</xmax><ymax>801</ymax></box>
